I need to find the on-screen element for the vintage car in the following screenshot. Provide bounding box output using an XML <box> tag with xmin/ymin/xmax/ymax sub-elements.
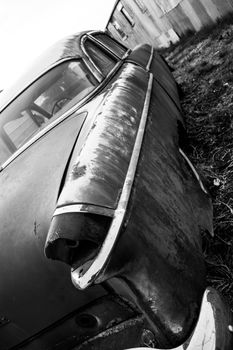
<box><xmin>0</xmin><ymin>30</ymin><xmax>232</xmax><ymax>350</ymax></box>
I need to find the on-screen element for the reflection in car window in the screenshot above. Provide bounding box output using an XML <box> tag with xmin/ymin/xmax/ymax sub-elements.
<box><xmin>84</xmin><ymin>39</ymin><xmax>117</xmax><ymax>76</ymax></box>
<box><xmin>93</xmin><ymin>33</ymin><xmax>127</xmax><ymax>58</ymax></box>
<box><xmin>0</xmin><ymin>60</ymin><xmax>97</xmax><ymax>165</ymax></box>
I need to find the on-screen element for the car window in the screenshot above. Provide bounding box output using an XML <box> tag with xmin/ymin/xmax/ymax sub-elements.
<box><xmin>0</xmin><ymin>59</ymin><xmax>97</xmax><ymax>165</ymax></box>
<box><xmin>92</xmin><ymin>33</ymin><xmax>128</xmax><ymax>58</ymax></box>
<box><xmin>84</xmin><ymin>39</ymin><xmax>117</xmax><ymax>76</ymax></box>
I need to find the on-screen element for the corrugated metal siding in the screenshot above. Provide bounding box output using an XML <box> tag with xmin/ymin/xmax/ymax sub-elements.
<box><xmin>212</xmin><ymin>0</ymin><xmax>233</xmax><ymax>17</ymax></box>
<box><xmin>188</xmin><ymin>0</ymin><xmax>213</xmax><ymax>28</ymax></box>
<box><xmin>165</xmin><ymin>3</ymin><xmax>195</xmax><ymax>36</ymax></box>
<box><xmin>106</xmin><ymin>0</ymin><xmax>233</xmax><ymax>48</ymax></box>
<box><xmin>199</xmin><ymin>0</ymin><xmax>221</xmax><ymax>21</ymax></box>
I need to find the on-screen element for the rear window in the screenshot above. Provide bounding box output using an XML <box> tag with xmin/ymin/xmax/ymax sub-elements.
<box><xmin>0</xmin><ymin>59</ymin><xmax>97</xmax><ymax>165</ymax></box>
<box><xmin>93</xmin><ymin>33</ymin><xmax>128</xmax><ymax>58</ymax></box>
<box><xmin>84</xmin><ymin>39</ymin><xmax>117</xmax><ymax>76</ymax></box>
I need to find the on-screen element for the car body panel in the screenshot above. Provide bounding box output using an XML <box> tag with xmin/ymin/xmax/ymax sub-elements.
<box><xmin>0</xmin><ymin>33</ymin><xmax>147</xmax><ymax>348</ymax></box>
<box><xmin>2</xmin><ymin>294</ymin><xmax>139</xmax><ymax>350</ymax></box>
<box><xmin>56</xmin><ymin>63</ymin><xmax>149</xmax><ymax>210</ymax></box>
<box><xmin>125</xmin><ymin>43</ymin><xmax>152</xmax><ymax>69</ymax></box>
<box><xmin>45</xmin><ymin>44</ymin><xmax>213</xmax><ymax>347</ymax></box>
<box><xmin>0</xmin><ymin>30</ymin><xmax>231</xmax><ymax>350</ymax></box>
<box><xmin>0</xmin><ymin>107</ymin><xmax>106</xmax><ymax>347</ymax></box>
<box><xmin>151</xmin><ymin>52</ymin><xmax>181</xmax><ymax>111</ymax></box>
<box><xmin>124</xmin><ymin>288</ymin><xmax>233</xmax><ymax>350</ymax></box>
<box><xmin>80</xmin><ymin>77</ymin><xmax>212</xmax><ymax>347</ymax></box>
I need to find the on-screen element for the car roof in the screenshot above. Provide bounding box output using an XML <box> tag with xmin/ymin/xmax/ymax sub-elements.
<box><xmin>0</xmin><ymin>30</ymin><xmax>92</xmax><ymax>112</ymax></box>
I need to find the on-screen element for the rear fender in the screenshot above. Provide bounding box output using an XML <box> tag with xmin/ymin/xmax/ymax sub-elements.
<box><xmin>45</xmin><ymin>64</ymin><xmax>213</xmax><ymax>347</ymax></box>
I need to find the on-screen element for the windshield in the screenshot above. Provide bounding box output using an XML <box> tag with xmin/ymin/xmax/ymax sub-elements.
<box><xmin>0</xmin><ymin>59</ymin><xmax>97</xmax><ymax>166</ymax></box>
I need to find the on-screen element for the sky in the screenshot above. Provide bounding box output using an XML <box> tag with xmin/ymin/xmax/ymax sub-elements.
<box><xmin>0</xmin><ymin>0</ymin><xmax>116</xmax><ymax>90</ymax></box>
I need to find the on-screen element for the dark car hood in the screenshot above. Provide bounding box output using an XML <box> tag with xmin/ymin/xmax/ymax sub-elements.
<box><xmin>0</xmin><ymin>100</ymin><xmax>105</xmax><ymax>347</ymax></box>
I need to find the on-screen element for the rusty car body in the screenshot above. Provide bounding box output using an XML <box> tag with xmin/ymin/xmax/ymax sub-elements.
<box><xmin>0</xmin><ymin>31</ymin><xmax>232</xmax><ymax>349</ymax></box>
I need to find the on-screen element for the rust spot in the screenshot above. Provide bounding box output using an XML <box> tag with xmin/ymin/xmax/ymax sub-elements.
<box><xmin>72</xmin><ymin>164</ymin><xmax>87</xmax><ymax>178</ymax></box>
<box><xmin>34</xmin><ymin>221</ymin><xmax>37</xmax><ymax>236</ymax></box>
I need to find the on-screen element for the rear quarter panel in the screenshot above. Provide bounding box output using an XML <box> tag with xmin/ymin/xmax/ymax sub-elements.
<box><xmin>0</xmin><ymin>107</ymin><xmax>105</xmax><ymax>346</ymax></box>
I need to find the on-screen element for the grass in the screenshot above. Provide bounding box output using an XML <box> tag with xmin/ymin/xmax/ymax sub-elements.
<box><xmin>163</xmin><ymin>14</ymin><xmax>233</xmax><ymax>309</ymax></box>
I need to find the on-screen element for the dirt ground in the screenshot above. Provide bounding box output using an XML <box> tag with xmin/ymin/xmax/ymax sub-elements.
<box><xmin>163</xmin><ymin>16</ymin><xmax>233</xmax><ymax>310</ymax></box>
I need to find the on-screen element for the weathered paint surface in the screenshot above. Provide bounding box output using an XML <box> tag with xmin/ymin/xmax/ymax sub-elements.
<box><xmin>93</xmin><ymin>75</ymin><xmax>213</xmax><ymax>347</ymax></box>
<box><xmin>2</xmin><ymin>29</ymin><xmax>229</xmax><ymax>348</ymax></box>
<box><xmin>57</xmin><ymin>63</ymin><xmax>149</xmax><ymax>209</ymax></box>
<box><xmin>75</xmin><ymin>317</ymin><xmax>146</xmax><ymax>350</ymax></box>
<box><xmin>75</xmin><ymin>288</ymin><xmax>233</xmax><ymax>350</ymax></box>
<box><xmin>45</xmin><ymin>46</ymin><xmax>214</xmax><ymax>347</ymax></box>
<box><xmin>45</xmin><ymin>62</ymin><xmax>150</xmax><ymax>267</ymax></box>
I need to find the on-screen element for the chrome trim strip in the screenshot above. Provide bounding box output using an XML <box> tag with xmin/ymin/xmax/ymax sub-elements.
<box><xmin>88</xmin><ymin>33</ymin><xmax>131</xmax><ymax>61</ymax></box>
<box><xmin>71</xmin><ymin>73</ymin><xmax>153</xmax><ymax>290</ymax></box>
<box><xmin>88</xmin><ymin>30</ymin><xmax>130</xmax><ymax>59</ymax></box>
<box><xmin>121</xmin><ymin>49</ymin><xmax>131</xmax><ymax>60</ymax></box>
<box><xmin>146</xmin><ymin>46</ymin><xmax>154</xmax><ymax>71</ymax></box>
<box><xmin>88</xmin><ymin>34</ymin><xmax>122</xmax><ymax>60</ymax></box>
<box><xmin>54</xmin><ymin>204</ymin><xmax>114</xmax><ymax>217</ymax></box>
<box><xmin>179</xmin><ymin>148</ymin><xmax>208</xmax><ymax>194</ymax></box>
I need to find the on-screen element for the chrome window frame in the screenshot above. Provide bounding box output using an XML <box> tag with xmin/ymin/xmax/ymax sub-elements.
<box><xmin>88</xmin><ymin>31</ymin><xmax>130</xmax><ymax>60</ymax></box>
<box><xmin>81</xmin><ymin>34</ymin><xmax>121</xmax><ymax>77</ymax></box>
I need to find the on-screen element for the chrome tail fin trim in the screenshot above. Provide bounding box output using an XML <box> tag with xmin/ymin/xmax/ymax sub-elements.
<box><xmin>71</xmin><ymin>73</ymin><xmax>153</xmax><ymax>289</ymax></box>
